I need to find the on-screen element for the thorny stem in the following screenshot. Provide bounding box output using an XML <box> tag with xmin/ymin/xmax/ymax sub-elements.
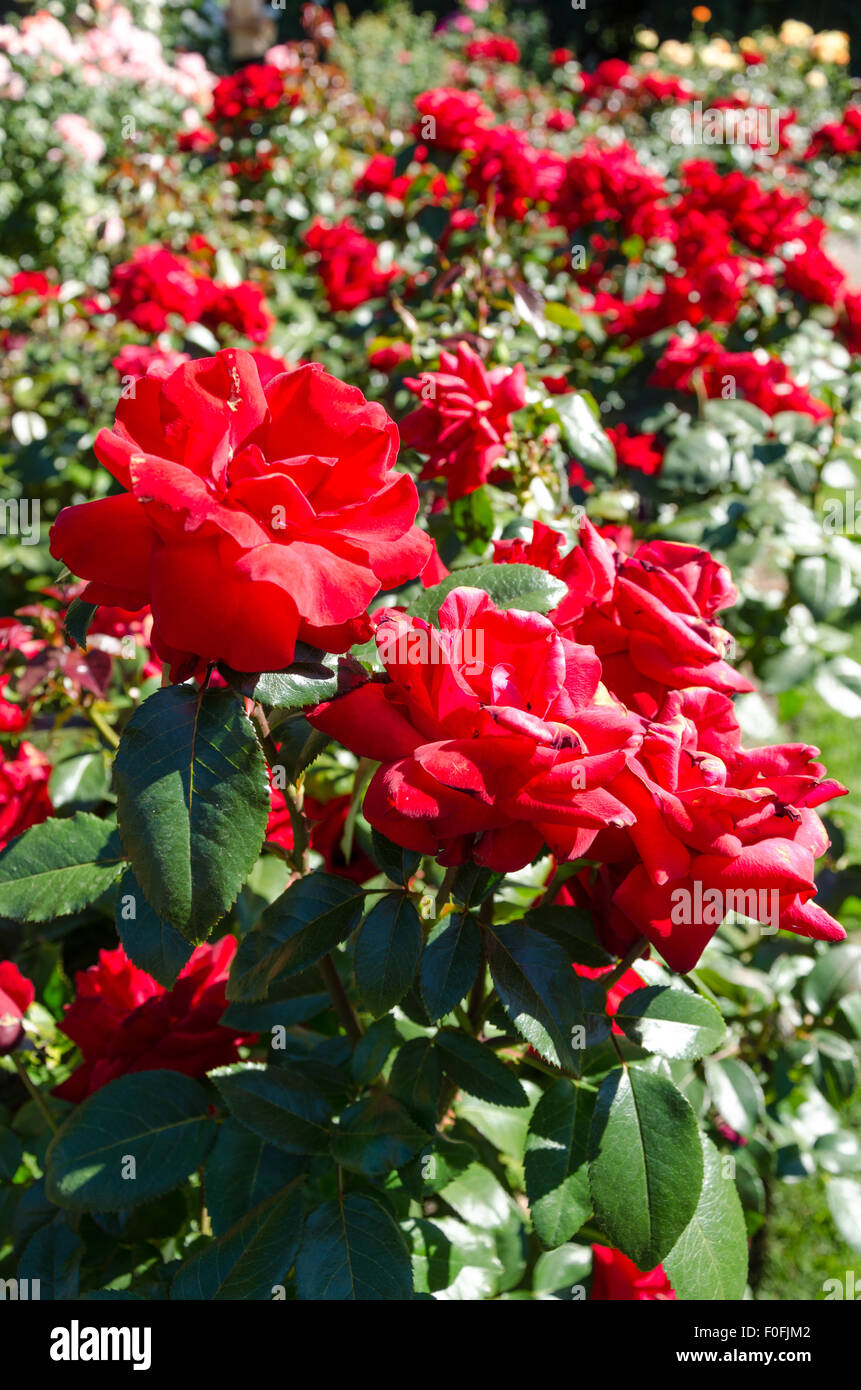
<box><xmin>254</xmin><ymin>704</ymin><xmax>310</xmax><ymax>874</ymax></box>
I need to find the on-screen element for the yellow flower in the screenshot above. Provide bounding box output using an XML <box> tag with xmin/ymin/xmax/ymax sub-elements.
<box><xmin>700</xmin><ymin>42</ymin><xmax>743</xmax><ymax>69</ymax></box>
<box><xmin>806</xmin><ymin>68</ymin><xmax>828</xmax><ymax>87</ymax></box>
<box><xmin>811</xmin><ymin>30</ymin><xmax>850</xmax><ymax>64</ymax></box>
<box><xmin>779</xmin><ymin>20</ymin><xmax>813</xmax><ymax>46</ymax></box>
<box><xmin>658</xmin><ymin>39</ymin><xmax>694</xmax><ymax>66</ymax></box>
<box><xmin>636</xmin><ymin>28</ymin><xmax>659</xmax><ymax>49</ymax></box>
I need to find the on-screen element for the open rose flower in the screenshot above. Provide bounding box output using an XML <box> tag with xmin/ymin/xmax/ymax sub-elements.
<box><xmin>0</xmin><ymin>961</ymin><xmax>34</xmax><ymax>1055</ymax></box>
<box><xmin>49</xmin><ymin>349</ymin><xmax>431</xmax><ymax>677</ymax></box>
<box><xmin>400</xmin><ymin>342</ymin><xmax>527</xmax><ymax>498</ymax></box>
<box><xmin>494</xmin><ymin>519</ymin><xmax>751</xmax><ymax>717</ymax></box>
<box><xmin>54</xmin><ymin>938</ymin><xmax>252</xmax><ymax>1102</ymax></box>
<box><xmin>310</xmin><ymin>588</ymin><xmax>642</xmax><ymax>871</ymax></box>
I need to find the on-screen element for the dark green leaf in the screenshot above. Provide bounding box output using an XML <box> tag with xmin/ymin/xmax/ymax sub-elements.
<box><xmin>332</xmin><ymin>1095</ymin><xmax>429</xmax><ymax>1177</ymax></box>
<box><xmin>434</xmin><ymin>1031</ymin><xmax>528</xmax><ymax>1108</ymax></box>
<box><xmin>420</xmin><ymin>911</ymin><xmax>481</xmax><ymax>1021</ymax></box>
<box><xmin>389</xmin><ymin>1037</ymin><xmax>443</xmax><ymax>1131</ymax></box>
<box><xmin>63</xmin><ymin>598</ymin><xmax>98</xmax><ymax>651</ymax></box>
<box><xmin>114</xmin><ymin>686</ymin><xmax>270</xmax><ymax>942</ymax></box>
<box><xmin>45</xmin><ymin>1072</ymin><xmax>215</xmax><ymax>1211</ymax></box>
<box><xmin>204</xmin><ymin>1120</ymin><xmax>306</xmax><ymax>1237</ymax></box>
<box><xmin>115</xmin><ymin>868</ymin><xmax>193</xmax><ymax>988</ymax></box>
<box><xmin>370</xmin><ymin>829</ymin><xmax>421</xmax><ymax>887</ymax></box>
<box><xmin>663</xmin><ymin>1133</ymin><xmax>748</xmax><ymax>1300</ymax></box>
<box><xmin>355</xmin><ymin>894</ymin><xmax>422</xmax><ymax>1017</ymax></box>
<box><xmin>172</xmin><ymin>1181</ymin><xmax>304</xmax><ymax>1300</ymax></box>
<box><xmin>228</xmin><ymin>872</ymin><xmax>366</xmax><ymax>1001</ymax></box>
<box><xmin>18</xmin><ymin>1217</ymin><xmax>83</xmax><ymax>1300</ymax></box>
<box><xmin>296</xmin><ymin>1195</ymin><xmax>413</xmax><ymax>1300</ymax></box>
<box><xmin>210</xmin><ymin>1064</ymin><xmax>332</xmax><ymax>1155</ymax></box>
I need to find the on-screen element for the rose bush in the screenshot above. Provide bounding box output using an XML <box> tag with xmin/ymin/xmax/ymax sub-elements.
<box><xmin>0</xmin><ymin>0</ymin><xmax>859</xmax><ymax>1307</ymax></box>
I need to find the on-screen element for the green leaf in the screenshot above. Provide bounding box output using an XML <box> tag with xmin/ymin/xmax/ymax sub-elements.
<box><xmin>270</xmin><ymin>714</ymin><xmax>330</xmax><ymax>780</ymax></box>
<box><xmin>525</xmin><ymin>1079</ymin><xmax>594</xmax><ymax>1249</ymax></box>
<box><xmin>439</xmin><ymin>1161</ymin><xmax>521</xmax><ymax>1229</ymax></box>
<box><xmin>221</xmin><ymin>647</ymin><xmax>339</xmax><ymax>712</ymax></box>
<box><xmin>49</xmin><ymin>751</ymin><xmax>111</xmax><ymax>811</ymax></box>
<box><xmin>350</xmin><ymin>1016</ymin><xmax>397</xmax><ymax>1086</ymax></box>
<box><xmin>115</xmin><ymin>868</ymin><xmax>193</xmax><ymax>988</ymax></box>
<box><xmin>295</xmin><ymin>1195</ymin><xmax>413</xmax><ymax>1300</ymax></box>
<box><xmin>407</xmin><ymin>1216</ymin><xmax>504</xmax><ymax>1299</ymax></box>
<box><xmin>370</xmin><ymin>829</ymin><xmax>421</xmax><ymax>887</ymax></box>
<box><xmin>63</xmin><ymin>598</ymin><xmax>98</xmax><ymax>651</ymax></box>
<box><xmin>408</xmin><ymin>564</ymin><xmax>567</xmax><ymax>626</ymax></box>
<box><xmin>0</xmin><ymin>812</ymin><xmax>124</xmax><ymax>922</ymax></box>
<box><xmin>524</xmin><ymin>905</ymin><xmax>613</xmax><ymax>968</ymax></box>
<box><xmin>114</xmin><ymin>686</ymin><xmax>270</xmax><ymax>941</ymax></box>
<box><xmin>332</xmin><ymin>1096</ymin><xmax>429</xmax><ymax>1178</ymax></box>
<box><xmin>660</xmin><ymin>427</ymin><xmax>732</xmax><ymax>493</ymax></box>
<box><xmin>827</xmin><ymin>1177</ymin><xmax>861</xmax><ymax>1251</ymax></box>
<box><xmin>704</xmin><ymin>1057</ymin><xmax>764</xmax><ymax>1139</ymax></box>
<box><xmin>210</xmin><ymin>1064</ymin><xmax>332</xmax><ymax>1155</ymax></box>
<box><xmin>389</xmin><ymin>1037</ymin><xmax>443</xmax><ymax>1130</ymax></box>
<box><xmin>420</xmin><ymin>911</ymin><xmax>481</xmax><ymax>1021</ymax></box>
<box><xmin>355</xmin><ymin>894</ymin><xmax>422</xmax><ymax>1017</ymax></box>
<box><xmin>588</xmin><ymin>1065</ymin><xmax>703</xmax><ymax>1268</ymax></box>
<box><xmin>45</xmin><ymin>1073</ymin><xmax>215</xmax><ymax>1211</ymax></box>
<box><xmin>663</xmin><ymin>1134</ymin><xmax>748</xmax><ymax>1300</ymax></box>
<box><xmin>614</xmin><ymin>985</ymin><xmax>726</xmax><ymax>1061</ymax></box>
<box><xmin>172</xmin><ymin>1181</ymin><xmax>304</xmax><ymax>1300</ymax></box>
<box><xmin>434</xmin><ymin>1031</ymin><xmax>528</xmax><ymax>1108</ymax></box>
<box><xmin>552</xmin><ymin>392</ymin><xmax>616</xmax><ymax>477</ymax></box>
<box><xmin>18</xmin><ymin>1217</ymin><xmax>84</xmax><ymax>1300</ymax></box>
<box><xmin>204</xmin><ymin>1119</ymin><xmax>306</xmax><ymax>1237</ymax></box>
<box><xmin>485</xmin><ymin>921</ymin><xmax>607</xmax><ymax>1073</ymax></box>
<box><xmin>228</xmin><ymin>872</ymin><xmax>366</xmax><ymax>1001</ymax></box>
<box><xmin>802</xmin><ymin>943</ymin><xmax>861</xmax><ymax>1016</ymax></box>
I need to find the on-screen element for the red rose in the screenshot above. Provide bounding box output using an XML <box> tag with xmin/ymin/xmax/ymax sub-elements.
<box><xmin>200</xmin><ymin>279</ymin><xmax>274</xmax><ymax>344</ymax></box>
<box><xmin>493</xmin><ymin>519</ymin><xmax>750</xmax><ymax>717</ymax></box>
<box><xmin>652</xmin><ymin>331</ymin><xmax>831</xmax><ymax>420</ymax></box>
<box><xmin>4</xmin><ymin>271</ymin><xmax>60</xmax><ymax>299</ymax></box>
<box><xmin>54</xmin><ymin>938</ymin><xmax>251</xmax><ymax>1102</ymax></box>
<box><xmin>310</xmin><ymin>588</ymin><xmax>642</xmax><ymax>871</ymax></box>
<box><xmin>400</xmin><ymin>342</ymin><xmax>527</xmax><ymax>498</ymax></box>
<box><xmin>413</xmin><ymin>88</ymin><xmax>494</xmax><ymax>152</ymax></box>
<box><xmin>606</xmin><ymin>424</ymin><xmax>663</xmax><ymax>476</ymax></box>
<box><xmin>0</xmin><ymin>961</ymin><xmax>35</xmax><ymax>1055</ymax></box>
<box><xmin>110</xmin><ymin>246</ymin><xmax>207</xmax><ymax>334</ymax></box>
<box><xmin>590</xmin><ymin>1245</ymin><xmax>675</xmax><ymax>1300</ymax></box>
<box><xmin>304</xmin><ymin>218</ymin><xmax>399</xmax><ymax>312</ymax></box>
<box><xmin>465</xmin><ymin>36</ymin><xmax>520</xmax><ymax>64</ymax></box>
<box><xmin>49</xmin><ymin>350</ymin><xmax>432</xmax><ymax>677</ymax></box>
<box><xmin>0</xmin><ymin>741</ymin><xmax>52</xmax><ymax>850</ymax></box>
<box><xmin>112</xmin><ymin>345</ymin><xmax>191</xmax><ymax>381</ymax></box>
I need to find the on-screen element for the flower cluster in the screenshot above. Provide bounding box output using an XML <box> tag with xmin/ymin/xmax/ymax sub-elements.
<box><xmin>311</xmin><ymin>518</ymin><xmax>845</xmax><ymax>973</ymax></box>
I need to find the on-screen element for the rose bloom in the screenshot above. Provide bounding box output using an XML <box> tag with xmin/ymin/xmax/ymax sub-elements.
<box><xmin>606</xmin><ymin>424</ymin><xmax>663</xmax><ymax>476</ymax></box>
<box><xmin>591</xmin><ymin>1245</ymin><xmax>675</xmax><ymax>1300</ymax></box>
<box><xmin>400</xmin><ymin>341</ymin><xmax>527</xmax><ymax>498</ymax></box>
<box><xmin>112</xmin><ymin>344</ymin><xmax>191</xmax><ymax>381</ymax></box>
<box><xmin>413</xmin><ymin>87</ymin><xmax>494</xmax><ymax>152</ymax></box>
<box><xmin>304</xmin><ymin>218</ymin><xmax>399</xmax><ymax>312</ymax></box>
<box><xmin>465</xmin><ymin>36</ymin><xmax>520</xmax><ymax>64</ymax></box>
<box><xmin>110</xmin><ymin>245</ymin><xmax>206</xmax><ymax>334</ymax></box>
<box><xmin>200</xmin><ymin>280</ymin><xmax>274</xmax><ymax>344</ymax></box>
<box><xmin>4</xmin><ymin>270</ymin><xmax>60</xmax><ymax>299</ymax></box>
<box><xmin>49</xmin><ymin>349</ymin><xmax>431</xmax><ymax>678</ymax></box>
<box><xmin>0</xmin><ymin>961</ymin><xmax>34</xmax><ymax>1055</ymax></box>
<box><xmin>493</xmin><ymin>519</ymin><xmax>751</xmax><ymax>717</ymax></box>
<box><xmin>572</xmin><ymin>686</ymin><xmax>847</xmax><ymax>972</ymax></box>
<box><xmin>54</xmin><ymin>938</ymin><xmax>251</xmax><ymax>1102</ymax></box>
<box><xmin>652</xmin><ymin>332</ymin><xmax>831</xmax><ymax>420</ymax></box>
<box><xmin>0</xmin><ymin>741</ymin><xmax>52</xmax><ymax>850</ymax></box>
<box><xmin>310</xmin><ymin>588</ymin><xmax>642</xmax><ymax>871</ymax></box>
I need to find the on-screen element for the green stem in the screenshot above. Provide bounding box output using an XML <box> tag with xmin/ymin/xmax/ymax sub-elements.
<box><xmin>603</xmin><ymin>937</ymin><xmax>649</xmax><ymax>990</ymax></box>
<box><xmin>319</xmin><ymin>954</ymin><xmax>362</xmax><ymax>1046</ymax></box>
<box><xmin>14</xmin><ymin>1054</ymin><xmax>58</xmax><ymax>1134</ymax></box>
<box><xmin>86</xmin><ymin>705</ymin><xmax>119</xmax><ymax>750</ymax></box>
